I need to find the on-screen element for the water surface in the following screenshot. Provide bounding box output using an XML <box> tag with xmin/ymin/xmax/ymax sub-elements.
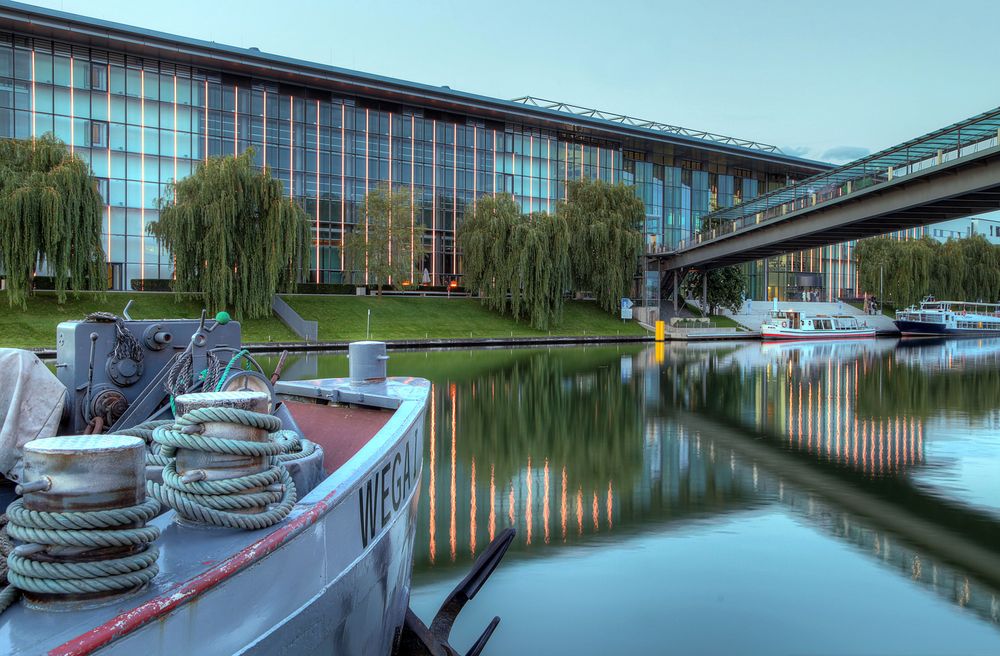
<box><xmin>277</xmin><ymin>338</ymin><xmax>1000</xmax><ymax>655</ymax></box>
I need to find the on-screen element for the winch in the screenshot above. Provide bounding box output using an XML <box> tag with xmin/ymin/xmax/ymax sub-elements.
<box><xmin>55</xmin><ymin>304</ymin><xmax>243</xmax><ymax>434</ymax></box>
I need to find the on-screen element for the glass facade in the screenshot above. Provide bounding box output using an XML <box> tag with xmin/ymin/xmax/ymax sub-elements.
<box><xmin>0</xmin><ymin>28</ymin><xmax>826</xmax><ymax>293</ymax></box>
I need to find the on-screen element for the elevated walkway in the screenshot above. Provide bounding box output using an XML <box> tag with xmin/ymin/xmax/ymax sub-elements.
<box><xmin>652</xmin><ymin>105</ymin><xmax>1000</xmax><ymax>271</ymax></box>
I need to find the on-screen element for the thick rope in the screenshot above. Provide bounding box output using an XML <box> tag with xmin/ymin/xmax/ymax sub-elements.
<box><xmin>115</xmin><ymin>420</ymin><xmax>173</xmax><ymax>467</ymax></box>
<box><xmin>273</xmin><ymin>430</ymin><xmax>318</xmax><ymax>463</ymax></box>
<box><xmin>0</xmin><ymin>498</ymin><xmax>160</xmax><ymax>610</ymax></box>
<box><xmin>0</xmin><ymin>515</ymin><xmax>13</xmax><ymax>613</ymax></box>
<box><xmin>147</xmin><ymin>407</ymin><xmax>299</xmax><ymax>530</ymax></box>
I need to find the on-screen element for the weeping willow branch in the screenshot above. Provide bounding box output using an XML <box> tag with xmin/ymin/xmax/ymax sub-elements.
<box><xmin>148</xmin><ymin>149</ymin><xmax>308</xmax><ymax>319</ymax></box>
<box><xmin>459</xmin><ymin>196</ymin><xmax>570</xmax><ymax>330</ymax></box>
<box><xmin>560</xmin><ymin>179</ymin><xmax>644</xmax><ymax>315</ymax></box>
<box><xmin>0</xmin><ymin>135</ymin><xmax>106</xmax><ymax>308</ymax></box>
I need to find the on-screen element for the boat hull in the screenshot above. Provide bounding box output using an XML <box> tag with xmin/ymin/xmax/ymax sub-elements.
<box><xmin>4</xmin><ymin>378</ymin><xmax>429</xmax><ymax>656</ymax></box>
<box><xmin>761</xmin><ymin>328</ymin><xmax>876</xmax><ymax>341</ymax></box>
<box><xmin>895</xmin><ymin>319</ymin><xmax>1000</xmax><ymax>337</ymax></box>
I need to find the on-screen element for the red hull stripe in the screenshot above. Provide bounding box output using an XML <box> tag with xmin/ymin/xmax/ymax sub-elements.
<box><xmin>49</xmin><ymin>496</ymin><xmax>334</xmax><ymax>656</ymax></box>
<box><xmin>761</xmin><ymin>332</ymin><xmax>876</xmax><ymax>340</ymax></box>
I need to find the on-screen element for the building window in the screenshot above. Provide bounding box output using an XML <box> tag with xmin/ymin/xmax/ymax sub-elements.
<box><xmin>91</xmin><ymin>120</ymin><xmax>108</xmax><ymax>148</ymax></box>
<box><xmin>90</xmin><ymin>63</ymin><xmax>107</xmax><ymax>92</ymax></box>
<box><xmin>95</xmin><ymin>177</ymin><xmax>109</xmax><ymax>201</ymax></box>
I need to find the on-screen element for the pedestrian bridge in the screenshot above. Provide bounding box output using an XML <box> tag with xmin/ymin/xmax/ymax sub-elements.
<box><xmin>652</xmin><ymin>105</ymin><xmax>1000</xmax><ymax>271</ymax></box>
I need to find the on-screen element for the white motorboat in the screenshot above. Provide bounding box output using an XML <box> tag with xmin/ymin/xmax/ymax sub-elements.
<box><xmin>761</xmin><ymin>310</ymin><xmax>876</xmax><ymax>341</ymax></box>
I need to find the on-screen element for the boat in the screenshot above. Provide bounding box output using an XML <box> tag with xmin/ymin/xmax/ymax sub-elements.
<box><xmin>894</xmin><ymin>298</ymin><xmax>1000</xmax><ymax>336</ymax></box>
<box><xmin>0</xmin><ymin>307</ymin><xmax>511</xmax><ymax>655</ymax></box>
<box><xmin>760</xmin><ymin>310</ymin><xmax>876</xmax><ymax>340</ymax></box>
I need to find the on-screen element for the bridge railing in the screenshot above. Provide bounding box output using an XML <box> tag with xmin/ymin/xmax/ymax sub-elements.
<box><xmin>670</xmin><ymin>105</ymin><xmax>1000</xmax><ymax>252</ymax></box>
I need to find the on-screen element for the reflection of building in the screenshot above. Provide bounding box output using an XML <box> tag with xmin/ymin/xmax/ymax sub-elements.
<box><xmin>0</xmin><ymin>3</ymin><xmax>828</xmax><ymax>290</ymax></box>
<box><xmin>777</xmin><ymin>357</ymin><xmax>924</xmax><ymax>476</ymax></box>
<box><xmin>415</xmin><ymin>378</ymin><xmax>762</xmax><ymax>571</ymax></box>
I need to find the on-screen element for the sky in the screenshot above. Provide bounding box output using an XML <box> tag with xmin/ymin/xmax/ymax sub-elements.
<box><xmin>21</xmin><ymin>0</ymin><xmax>1000</xmax><ymax>164</ymax></box>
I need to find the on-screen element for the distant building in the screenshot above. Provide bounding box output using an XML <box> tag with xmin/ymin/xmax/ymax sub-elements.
<box><xmin>928</xmin><ymin>216</ymin><xmax>1000</xmax><ymax>244</ymax></box>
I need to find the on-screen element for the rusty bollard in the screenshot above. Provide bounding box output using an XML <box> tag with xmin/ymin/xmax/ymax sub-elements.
<box><xmin>11</xmin><ymin>435</ymin><xmax>159</xmax><ymax>609</ymax></box>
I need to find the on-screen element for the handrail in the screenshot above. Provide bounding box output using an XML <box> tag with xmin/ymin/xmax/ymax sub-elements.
<box><xmin>674</xmin><ymin>104</ymin><xmax>1000</xmax><ymax>250</ymax></box>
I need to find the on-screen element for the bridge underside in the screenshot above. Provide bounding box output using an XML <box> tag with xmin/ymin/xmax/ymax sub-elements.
<box><xmin>656</xmin><ymin>147</ymin><xmax>1000</xmax><ymax>271</ymax></box>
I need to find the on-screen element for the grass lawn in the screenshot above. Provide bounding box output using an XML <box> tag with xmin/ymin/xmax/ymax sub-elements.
<box><xmin>0</xmin><ymin>291</ymin><xmax>298</xmax><ymax>349</ymax></box>
<box><xmin>282</xmin><ymin>295</ymin><xmax>649</xmax><ymax>341</ymax></box>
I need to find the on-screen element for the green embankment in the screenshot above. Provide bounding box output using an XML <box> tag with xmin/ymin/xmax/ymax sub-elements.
<box><xmin>282</xmin><ymin>295</ymin><xmax>649</xmax><ymax>341</ymax></box>
<box><xmin>0</xmin><ymin>292</ymin><xmax>648</xmax><ymax>349</ymax></box>
<box><xmin>0</xmin><ymin>291</ymin><xmax>297</xmax><ymax>348</ymax></box>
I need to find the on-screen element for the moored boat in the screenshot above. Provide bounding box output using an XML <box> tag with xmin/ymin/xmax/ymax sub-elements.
<box><xmin>895</xmin><ymin>298</ymin><xmax>1000</xmax><ymax>336</ymax></box>
<box><xmin>0</xmin><ymin>309</ymin><xmax>510</xmax><ymax>655</ymax></box>
<box><xmin>760</xmin><ymin>310</ymin><xmax>876</xmax><ymax>341</ymax></box>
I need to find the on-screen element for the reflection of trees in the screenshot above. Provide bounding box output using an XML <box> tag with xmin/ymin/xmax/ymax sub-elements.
<box><xmin>855</xmin><ymin>353</ymin><xmax>1000</xmax><ymax>419</ymax></box>
<box><xmin>454</xmin><ymin>348</ymin><xmax>645</xmax><ymax>493</ymax></box>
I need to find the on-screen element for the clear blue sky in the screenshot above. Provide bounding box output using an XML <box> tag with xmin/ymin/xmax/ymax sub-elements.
<box><xmin>24</xmin><ymin>0</ymin><xmax>1000</xmax><ymax>163</ymax></box>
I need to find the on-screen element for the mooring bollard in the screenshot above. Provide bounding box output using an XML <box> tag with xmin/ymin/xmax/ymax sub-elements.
<box><xmin>147</xmin><ymin>390</ymin><xmax>297</xmax><ymax>529</ymax></box>
<box><xmin>10</xmin><ymin>435</ymin><xmax>159</xmax><ymax>609</ymax></box>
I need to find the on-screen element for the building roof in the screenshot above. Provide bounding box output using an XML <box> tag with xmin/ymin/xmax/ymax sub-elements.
<box><xmin>0</xmin><ymin>0</ymin><xmax>831</xmax><ymax>173</ymax></box>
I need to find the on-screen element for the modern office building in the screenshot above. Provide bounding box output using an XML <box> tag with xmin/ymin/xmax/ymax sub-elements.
<box><xmin>928</xmin><ymin>215</ymin><xmax>1000</xmax><ymax>244</ymax></box>
<box><xmin>0</xmin><ymin>1</ymin><xmax>837</xmax><ymax>297</ymax></box>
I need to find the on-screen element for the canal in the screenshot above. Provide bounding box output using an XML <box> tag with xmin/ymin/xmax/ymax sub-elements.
<box><xmin>274</xmin><ymin>338</ymin><xmax>1000</xmax><ymax>655</ymax></box>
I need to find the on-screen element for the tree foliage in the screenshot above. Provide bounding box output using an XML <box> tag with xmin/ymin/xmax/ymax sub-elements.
<box><xmin>855</xmin><ymin>234</ymin><xmax>1000</xmax><ymax>307</ymax></box>
<box><xmin>148</xmin><ymin>149</ymin><xmax>307</xmax><ymax>319</ymax></box>
<box><xmin>0</xmin><ymin>135</ymin><xmax>106</xmax><ymax>308</ymax></box>
<box><xmin>682</xmin><ymin>266</ymin><xmax>747</xmax><ymax>315</ymax></box>
<box><xmin>459</xmin><ymin>196</ymin><xmax>571</xmax><ymax>330</ymax></box>
<box><xmin>343</xmin><ymin>184</ymin><xmax>426</xmax><ymax>294</ymax></box>
<box><xmin>560</xmin><ymin>179</ymin><xmax>644</xmax><ymax>314</ymax></box>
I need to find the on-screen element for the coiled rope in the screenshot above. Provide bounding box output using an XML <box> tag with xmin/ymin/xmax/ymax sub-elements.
<box><xmin>146</xmin><ymin>407</ymin><xmax>305</xmax><ymax>530</ymax></box>
<box><xmin>116</xmin><ymin>419</ymin><xmax>174</xmax><ymax>467</ymax></box>
<box><xmin>0</xmin><ymin>498</ymin><xmax>160</xmax><ymax>613</ymax></box>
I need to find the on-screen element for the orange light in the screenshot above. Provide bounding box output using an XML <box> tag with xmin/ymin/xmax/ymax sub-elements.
<box><xmin>315</xmin><ymin>99</ymin><xmax>320</xmax><ymax>283</ymax></box>
<box><xmin>432</xmin><ymin>119</ymin><xmax>437</xmax><ymax>285</ymax></box>
<box><xmin>449</xmin><ymin>280</ymin><xmax>458</xmax><ymax>288</ymax></box>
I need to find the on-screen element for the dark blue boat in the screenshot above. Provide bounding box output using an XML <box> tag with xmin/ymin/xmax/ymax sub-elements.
<box><xmin>894</xmin><ymin>299</ymin><xmax>1000</xmax><ymax>336</ymax></box>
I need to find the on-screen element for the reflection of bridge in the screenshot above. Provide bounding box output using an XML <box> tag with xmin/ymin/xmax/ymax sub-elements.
<box><xmin>676</xmin><ymin>407</ymin><xmax>1000</xmax><ymax>629</ymax></box>
<box><xmin>651</xmin><ymin>106</ymin><xmax>1000</xmax><ymax>274</ymax></box>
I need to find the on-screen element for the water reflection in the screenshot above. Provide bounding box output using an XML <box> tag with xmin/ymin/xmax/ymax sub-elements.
<box><xmin>269</xmin><ymin>339</ymin><xmax>1000</xmax><ymax>648</ymax></box>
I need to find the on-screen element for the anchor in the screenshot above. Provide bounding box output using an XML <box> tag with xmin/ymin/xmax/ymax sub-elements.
<box><xmin>396</xmin><ymin>528</ymin><xmax>516</xmax><ymax>656</ymax></box>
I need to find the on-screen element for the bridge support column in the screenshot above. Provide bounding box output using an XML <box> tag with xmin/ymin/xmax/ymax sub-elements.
<box><xmin>701</xmin><ymin>272</ymin><xmax>708</xmax><ymax>313</ymax></box>
<box><xmin>673</xmin><ymin>270</ymin><xmax>679</xmax><ymax>313</ymax></box>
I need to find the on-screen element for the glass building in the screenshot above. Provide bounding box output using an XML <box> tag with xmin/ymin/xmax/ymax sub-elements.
<box><xmin>0</xmin><ymin>2</ymin><xmax>836</xmax><ymax>296</ymax></box>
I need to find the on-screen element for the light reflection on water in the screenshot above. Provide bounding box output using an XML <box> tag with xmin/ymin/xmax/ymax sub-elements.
<box><xmin>274</xmin><ymin>338</ymin><xmax>1000</xmax><ymax>655</ymax></box>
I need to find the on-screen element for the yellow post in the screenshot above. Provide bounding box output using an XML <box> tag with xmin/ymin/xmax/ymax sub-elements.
<box><xmin>655</xmin><ymin>320</ymin><xmax>665</xmax><ymax>342</ymax></box>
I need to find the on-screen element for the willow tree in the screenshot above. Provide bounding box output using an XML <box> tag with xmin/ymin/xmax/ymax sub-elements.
<box><xmin>460</xmin><ymin>195</ymin><xmax>519</xmax><ymax>316</ymax></box>
<box><xmin>854</xmin><ymin>237</ymin><xmax>893</xmax><ymax>299</ymax></box>
<box><xmin>0</xmin><ymin>135</ymin><xmax>105</xmax><ymax>308</ymax></box>
<box><xmin>343</xmin><ymin>184</ymin><xmax>426</xmax><ymax>294</ymax></box>
<box><xmin>559</xmin><ymin>179</ymin><xmax>644</xmax><ymax>314</ymax></box>
<box><xmin>148</xmin><ymin>149</ymin><xmax>307</xmax><ymax>319</ymax></box>
<box><xmin>459</xmin><ymin>197</ymin><xmax>570</xmax><ymax>330</ymax></box>
<box><xmin>960</xmin><ymin>235</ymin><xmax>1000</xmax><ymax>302</ymax></box>
<box><xmin>509</xmin><ymin>212</ymin><xmax>571</xmax><ymax>330</ymax></box>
